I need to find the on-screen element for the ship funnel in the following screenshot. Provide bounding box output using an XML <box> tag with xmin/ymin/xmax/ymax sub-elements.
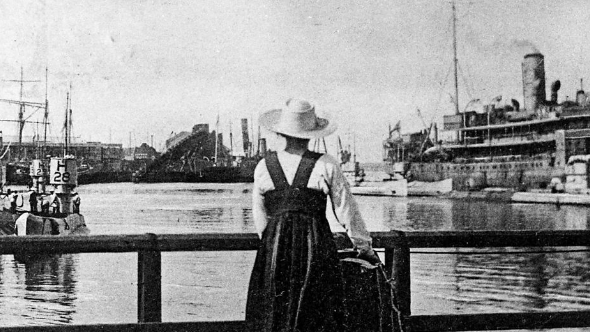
<box><xmin>577</xmin><ymin>78</ymin><xmax>586</xmax><ymax>105</ymax></box>
<box><xmin>577</xmin><ymin>90</ymin><xmax>586</xmax><ymax>105</ymax></box>
<box><xmin>259</xmin><ymin>138</ymin><xmax>267</xmax><ymax>157</ymax></box>
<box><xmin>522</xmin><ymin>52</ymin><xmax>546</xmax><ymax>111</ymax></box>
<box><xmin>241</xmin><ymin>118</ymin><xmax>250</xmax><ymax>157</ymax></box>
<box><xmin>550</xmin><ymin>80</ymin><xmax>561</xmax><ymax>104</ymax></box>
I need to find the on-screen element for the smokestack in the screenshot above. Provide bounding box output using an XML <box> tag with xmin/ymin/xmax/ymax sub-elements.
<box><xmin>434</xmin><ymin>123</ymin><xmax>438</xmax><ymax>144</ymax></box>
<box><xmin>550</xmin><ymin>80</ymin><xmax>561</xmax><ymax>104</ymax></box>
<box><xmin>577</xmin><ymin>78</ymin><xmax>586</xmax><ymax>105</ymax></box>
<box><xmin>522</xmin><ymin>52</ymin><xmax>546</xmax><ymax>111</ymax></box>
<box><xmin>577</xmin><ymin>90</ymin><xmax>586</xmax><ymax>105</ymax></box>
<box><xmin>241</xmin><ymin>118</ymin><xmax>250</xmax><ymax>157</ymax></box>
<box><xmin>259</xmin><ymin>138</ymin><xmax>267</xmax><ymax>157</ymax></box>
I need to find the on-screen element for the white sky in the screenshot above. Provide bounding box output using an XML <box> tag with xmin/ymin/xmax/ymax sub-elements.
<box><xmin>0</xmin><ymin>0</ymin><xmax>588</xmax><ymax>161</ymax></box>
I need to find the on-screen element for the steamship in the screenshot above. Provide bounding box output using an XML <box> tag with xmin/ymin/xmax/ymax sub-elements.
<box><xmin>384</xmin><ymin>51</ymin><xmax>590</xmax><ymax>192</ymax></box>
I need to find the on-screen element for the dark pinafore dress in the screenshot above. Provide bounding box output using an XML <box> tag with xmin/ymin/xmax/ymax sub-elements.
<box><xmin>246</xmin><ymin>150</ymin><xmax>345</xmax><ymax>332</ymax></box>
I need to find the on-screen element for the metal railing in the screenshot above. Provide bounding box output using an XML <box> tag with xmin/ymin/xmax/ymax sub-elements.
<box><xmin>384</xmin><ymin>230</ymin><xmax>590</xmax><ymax>331</ymax></box>
<box><xmin>0</xmin><ymin>230</ymin><xmax>590</xmax><ymax>331</ymax></box>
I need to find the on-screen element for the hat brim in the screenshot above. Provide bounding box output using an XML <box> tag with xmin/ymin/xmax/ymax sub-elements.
<box><xmin>259</xmin><ymin>108</ymin><xmax>337</xmax><ymax>139</ymax></box>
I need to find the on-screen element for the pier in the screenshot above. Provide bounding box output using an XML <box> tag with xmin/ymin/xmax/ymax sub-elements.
<box><xmin>0</xmin><ymin>230</ymin><xmax>589</xmax><ymax>331</ymax></box>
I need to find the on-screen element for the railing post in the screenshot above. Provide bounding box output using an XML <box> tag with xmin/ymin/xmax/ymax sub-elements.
<box><xmin>138</xmin><ymin>233</ymin><xmax>162</xmax><ymax>323</ymax></box>
<box><xmin>384</xmin><ymin>248</ymin><xmax>394</xmax><ymax>279</ymax></box>
<box><xmin>391</xmin><ymin>231</ymin><xmax>411</xmax><ymax>328</ymax></box>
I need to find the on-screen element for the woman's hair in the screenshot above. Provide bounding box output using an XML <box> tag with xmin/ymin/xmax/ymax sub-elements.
<box><xmin>278</xmin><ymin>133</ymin><xmax>310</xmax><ymax>143</ymax></box>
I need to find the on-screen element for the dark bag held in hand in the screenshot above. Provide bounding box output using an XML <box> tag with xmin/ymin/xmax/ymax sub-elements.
<box><xmin>339</xmin><ymin>250</ymin><xmax>405</xmax><ymax>332</ymax></box>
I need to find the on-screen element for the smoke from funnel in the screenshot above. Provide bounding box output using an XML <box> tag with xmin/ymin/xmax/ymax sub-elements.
<box><xmin>511</xmin><ymin>39</ymin><xmax>540</xmax><ymax>55</ymax></box>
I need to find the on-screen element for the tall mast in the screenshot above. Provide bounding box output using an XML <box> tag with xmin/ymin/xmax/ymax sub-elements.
<box><xmin>214</xmin><ymin>113</ymin><xmax>219</xmax><ymax>164</ymax></box>
<box><xmin>18</xmin><ymin>68</ymin><xmax>25</xmax><ymax>159</ymax></box>
<box><xmin>250</xmin><ymin>115</ymin><xmax>254</xmax><ymax>156</ymax></box>
<box><xmin>257</xmin><ymin>124</ymin><xmax>261</xmax><ymax>157</ymax></box>
<box><xmin>452</xmin><ymin>0</ymin><xmax>461</xmax><ymax>142</ymax></box>
<box><xmin>353</xmin><ymin>132</ymin><xmax>356</xmax><ymax>164</ymax></box>
<box><xmin>64</xmin><ymin>91</ymin><xmax>70</xmax><ymax>156</ymax></box>
<box><xmin>452</xmin><ymin>0</ymin><xmax>459</xmax><ymax>115</ymax></box>
<box><xmin>229</xmin><ymin>119</ymin><xmax>233</xmax><ymax>157</ymax></box>
<box><xmin>43</xmin><ymin>67</ymin><xmax>49</xmax><ymax>157</ymax></box>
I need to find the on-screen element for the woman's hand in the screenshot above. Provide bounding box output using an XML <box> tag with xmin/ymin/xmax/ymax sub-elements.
<box><xmin>358</xmin><ymin>248</ymin><xmax>381</xmax><ymax>265</ymax></box>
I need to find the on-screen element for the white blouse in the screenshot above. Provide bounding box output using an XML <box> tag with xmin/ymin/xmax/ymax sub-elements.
<box><xmin>252</xmin><ymin>150</ymin><xmax>372</xmax><ymax>251</ymax></box>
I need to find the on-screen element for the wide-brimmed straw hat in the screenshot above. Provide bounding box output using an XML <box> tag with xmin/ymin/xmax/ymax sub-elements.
<box><xmin>259</xmin><ymin>98</ymin><xmax>337</xmax><ymax>139</ymax></box>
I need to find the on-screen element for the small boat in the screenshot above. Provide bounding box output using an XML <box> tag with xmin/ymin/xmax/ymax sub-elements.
<box><xmin>350</xmin><ymin>180</ymin><xmax>408</xmax><ymax>197</ymax></box>
<box><xmin>338</xmin><ymin>136</ymin><xmax>408</xmax><ymax>197</ymax></box>
<box><xmin>407</xmin><ymin>178</ymin><xmax>453</xmax><ymax>196</ymax></box>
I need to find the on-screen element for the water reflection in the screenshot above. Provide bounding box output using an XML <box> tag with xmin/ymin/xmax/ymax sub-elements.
<box><xmin>7</xmin><ymin>254</ymin><xmax>78</xmax><ymax>325</ymax></box>
<box><xmin>355</xmin><ymin>196</ymin><xmax>590</xmax><ymax>232</ymax></box>
<box><xmin>3</xmin><ymin>183</ymin><xmax>590</xmax><ymax>324</ymax></box>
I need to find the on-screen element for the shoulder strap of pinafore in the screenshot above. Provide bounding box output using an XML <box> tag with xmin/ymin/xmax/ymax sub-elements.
<box><xmin>265</xmin><ymin>150</ymin><xmax>323</xmax><ymax>190</ymax></box>
<box><xmin>265</xmin><ymin>151</ymin><xmax>289</xmax><ymax>190</ymax></box>
<box><xmin>291</xmin><ymin>150</ymin><xmax>323</xmax><ymax>189</ymax></box>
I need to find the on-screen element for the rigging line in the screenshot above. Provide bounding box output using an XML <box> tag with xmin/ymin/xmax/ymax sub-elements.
<box><xmin>23</xmin><ymin>106</ymin><xmax>42</xmax><ymax>121</ymax></box>
<box><xmin>434</xmin><ymin>60</ymin><xmax>453</xmax><ymax>113</ymax></box>
<box><xmin>457</xmin><ymin>29</ymin><xmax>478</xmax><ymax>98</ymax></box>
<box><xmin>409</xmin><ymin>72</ymin><xmax>423</xmax><ymax>107</ymax></box>
<box><xmin>458</xmin><ymin>64</ymin><xmax>474</xmax><ymax>100</ymax></box>
<box><xmin>424</xmin><ymin>7</ymin><xmax>453</xmax><ymax>108</ymax></box>
<box><xmin>459</xmin><ymin>57</ymin><xmax>477</xmax><ymax>99</ymax></box>
<box><xmin>0</xmin><ymin>141</ymin><xmax>11</xmax><ymax>160</ymax></box>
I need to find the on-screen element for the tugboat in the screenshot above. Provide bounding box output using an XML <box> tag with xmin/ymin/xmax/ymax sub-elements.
<box><xmin>0</xmin><ymin>157</ymin><xmax>89</xmax><ymax>236</ymax></box>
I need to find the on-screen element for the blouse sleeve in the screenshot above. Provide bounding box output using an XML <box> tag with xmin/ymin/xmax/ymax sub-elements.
<box><xmin>252</xmin><ymin>160</ymin><xmax>269</xmax><ymax>238</ymax></box>
<box><xmin>324</xmin><ymin>155</ymin><xmax>373</xmax><ymax>251</ymax></box>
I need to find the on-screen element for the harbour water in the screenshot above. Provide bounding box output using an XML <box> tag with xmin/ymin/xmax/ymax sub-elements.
<box><xmin>1</xmin><ymin>182</ymin><xmax>590</xmax><ymax>327</ymax></box>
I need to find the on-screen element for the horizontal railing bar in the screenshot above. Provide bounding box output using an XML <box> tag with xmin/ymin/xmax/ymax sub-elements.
<box><xmin>0</xmin><ymin>321</ymin><xmax>248</xmax><ymax>332</ymax></box>
<box><xmin>0</xmin><ymin>233</ymin><xmax>261</xmax><ymax>254</ymax></box>
<box><xmin>372</xmin><ymin>230</ymin><xmax>590</xmax><ymax>248</ymax></box>
<box><xmin>410</xmin><ymin>311</ymin><xmax>590</xmax><ymax>331</ymax></box>
<box><xmin>0</xmin><ymin>230</ymin><xmax>589</xmax><ymax>254</ymax></box>
<box><xmin>1</xmin><ymin>231</ymin><xmax>590</xmax><ymax>331</ymax></box>
<box><xmin>5</xmin><ymin>310</ymin><xmax>590</xmax><ymax>332</ymax></box>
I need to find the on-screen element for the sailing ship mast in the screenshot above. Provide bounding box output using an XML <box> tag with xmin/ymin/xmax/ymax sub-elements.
<box><xmin>43</xmin><ymin>68</ymin><xmax>49</xmax><ymax>158</ymax></box>
<box><xmin>64</xmin><ymin>91</ymin><xmax>70</xmax><ymax>156</ymax></box>
<box><xmin>63</xmin><ymin>83</ymin><xmax>73</xmax><ymax>157</ymax></box>
<box><xmin>0</xmin><ymin>68</ymin><xmax>46</xmax><ymax>160</ymax></box>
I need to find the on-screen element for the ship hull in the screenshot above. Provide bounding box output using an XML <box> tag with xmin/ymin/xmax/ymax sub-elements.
<box><xmin>0</xmin><ymin>210</ymin><xmax>89</xmax><ymax>236</ymax></box>
<box><xmin>78</xmin><ymin>171</ymin><xmax>133</xmax><ymax>184</ymax></box>
<box><xmin>133</xmin><ymin>165</ymin><xmax>255</xmax><ymax>183</ymax></box>
<box><xmin>408</xmin><ymin>156</ymin><xmax>560</xmax><ymax>191</ymax></box>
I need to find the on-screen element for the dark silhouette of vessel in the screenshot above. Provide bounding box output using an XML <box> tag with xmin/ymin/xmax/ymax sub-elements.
<box><xmin>133</xmin><ymin>120</ymin><xmax>265</xmax><ymax>183</ymax></box>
